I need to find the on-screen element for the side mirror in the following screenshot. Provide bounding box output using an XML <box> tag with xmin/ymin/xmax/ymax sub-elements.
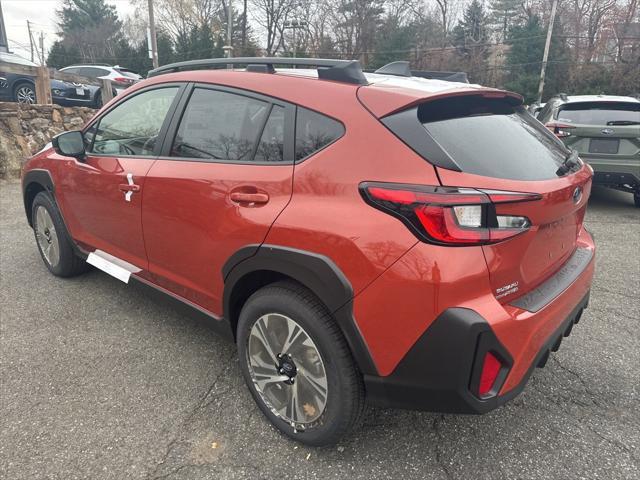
<box><xmin>52</xmin><ymin>130</ymin><xmax>85</xmax><ymax>160</ymax></box>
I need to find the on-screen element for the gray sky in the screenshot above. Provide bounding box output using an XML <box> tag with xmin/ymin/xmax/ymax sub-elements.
<box><xmin>2</xmin><ymin>0</ymin><xmax>135</xmax><ymax>62</ymax></box>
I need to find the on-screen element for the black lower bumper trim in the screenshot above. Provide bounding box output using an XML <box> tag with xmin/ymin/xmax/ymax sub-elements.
<box><xmin>592</xmin><ymin>171</ymin><xmax>639</xmax><ymax>189</ymax></box>
<box><xmin>364</xmin><ymin>292</ymin><xmax>590</xmax><ymax>414</ymax></box>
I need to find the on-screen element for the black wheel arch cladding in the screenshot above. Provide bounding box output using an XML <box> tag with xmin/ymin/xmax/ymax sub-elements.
<box><xmin>23</xmin><ymin>169</ymin><xmax>55</xmax><ymax>227</ymax></box>
<box><xmin>223</xmin><ymin>244</ymin><xmax>378</xmax><ymax>375</ymax></box>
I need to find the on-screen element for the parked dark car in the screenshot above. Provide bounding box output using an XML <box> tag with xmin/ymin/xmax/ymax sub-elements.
<box><xmin>0</xmin><ymin>52</ymin><xmax>39</xmax><ymax>103</ymax></box>
<box><xmin>50</xmin><ymin>79</ymin><xmax>103</xmax><ymax>108</ymax></box>
<box><xmin>0</xmin><ymin>52</ymin><xmax>103</xmax><ymax>108</ymax></box>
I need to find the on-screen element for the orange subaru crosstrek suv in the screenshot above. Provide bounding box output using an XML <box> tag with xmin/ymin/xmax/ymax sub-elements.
<box><xmin>22</xmin><ymin>58</ymin><xmax>595</xmax><ymax>445</ymax></box>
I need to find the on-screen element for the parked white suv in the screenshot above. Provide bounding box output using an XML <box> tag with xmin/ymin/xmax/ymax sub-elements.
<box><xmin>59</xmin><ymin>65</ymin><xmax>141</xmax><ymax>93</ymax></box>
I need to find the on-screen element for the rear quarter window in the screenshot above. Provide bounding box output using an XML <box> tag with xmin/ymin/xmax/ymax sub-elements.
<box><xmin>295</xmin><ymin>107</ymin><xmax>344</xmax><ymax>161</ymax></box>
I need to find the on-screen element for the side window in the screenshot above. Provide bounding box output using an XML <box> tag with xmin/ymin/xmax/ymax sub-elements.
<box><xmin>295</xmin><ymin>107</ymin><xmax>344</xmax><ymax>161</ymax></box>
<box><xmin>89</xmin><ymin>87</ymin><xmax>178</xmax><ymax>156</ymax></box>
<box><xmin>171</xmin><ymin>88</ymin><xmax>269</xmax><ymax>161</ymax></box>
<box><xmin>80</xmin><ymin>67</ymin><xmax>107</xmax><ymax>78</ymax></box>
<box><xmin>254</xmin><ymin>105</ymin><xmax>285</xmax><ymax>162</ymax></box>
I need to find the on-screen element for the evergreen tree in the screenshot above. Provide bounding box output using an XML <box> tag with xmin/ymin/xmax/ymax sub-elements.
<box><xmin>53</xmin><ymin>0</ymin><xmax>123</xmax><ymax>64</ymax></box>
<box><xmin>452</xmin><ymin>0</ymin><xmax>490</xmax><ymax>83</ymax></box>
<box><xmin>488</xmin><ymin>0</ymin><xmax>520</xmax><ymax>41</ymax></box>
<box><xmin>504</xmin><ymin>15</ymin><xmax>569</xmax><ymax>102</ymax></box>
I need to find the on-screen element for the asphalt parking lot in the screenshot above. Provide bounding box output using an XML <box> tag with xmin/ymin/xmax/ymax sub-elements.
<box><xmin>1</xmin><ymin>181</ymin><xmax>638</xmax><ymax>480</ymax></box>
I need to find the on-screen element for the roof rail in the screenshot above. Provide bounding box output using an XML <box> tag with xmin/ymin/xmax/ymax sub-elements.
<box><xmin>368</xmin><ymin>61</ymin><xmax>469</xmax><ymax>83</ymax></box>
<box><xmin>147</xmin><ymin>57</ymin><xmax>368</xmax><ymax>85</ymax></box>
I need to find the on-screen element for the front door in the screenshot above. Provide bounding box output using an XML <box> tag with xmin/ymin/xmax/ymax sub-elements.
<box><xmin>56</xmin><ymin>86</ymin><xmax>182</xmax><ymax>270</ymax></box>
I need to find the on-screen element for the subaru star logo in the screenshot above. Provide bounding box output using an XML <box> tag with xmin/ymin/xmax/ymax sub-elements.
<box><xmin>601</xmin><ymin>128</ymin><xmax>614</xmax><ymax>135</ymax></box>
<box><xmin>573</xmin><ymin>186</ymin><xmax>582</xmax><ymax>204</ymax></box>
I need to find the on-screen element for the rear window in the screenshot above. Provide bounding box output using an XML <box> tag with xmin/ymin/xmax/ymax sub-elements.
<box><xmin>419</xmin><ymin>96</ymin><xmax>567</xmax><ymax>181</ymax></box>
<box><xmin>557</xmin><ymin>101</ymin><xmax>640</xmax><ymax>125</ymax></box>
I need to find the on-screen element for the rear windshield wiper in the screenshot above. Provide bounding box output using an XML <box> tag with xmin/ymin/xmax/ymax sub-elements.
<box><xmin>606</xmin><ymin>120</ymin><xmax>640</xmax><ymax>126</ymax></box>
<box><xmin>556</xmin><ymin>149</ymin><xmax>580</xmax><ymax>177</ymax></box>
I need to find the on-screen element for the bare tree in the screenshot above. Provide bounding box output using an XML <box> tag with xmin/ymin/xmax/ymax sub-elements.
<box><xmin>249</xmin><ymin>0</ymin><xmax>296</xmax><ymax>55</ymax></box>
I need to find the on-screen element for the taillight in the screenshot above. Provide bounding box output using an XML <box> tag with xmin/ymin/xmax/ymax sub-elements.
<box><xmin>360</xmin><ymin>182</ymin><xmax>540</xmax><ymax>246</ymax></box>
<box><xmin>545</xmin><ymin>122</ymin><xmax>574</xmax><ymax>138</ymax></box>
<box><xmin>478</xmin><ymin>352</ymin><xmax>502</xmax><ymax>396</ymax></box>
<box><xmin>113</xmin><ymin>76</ymin><xmax>133</xmax><ymax>84</ymax></box>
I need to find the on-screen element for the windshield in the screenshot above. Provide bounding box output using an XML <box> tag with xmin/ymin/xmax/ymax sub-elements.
<box><xmin>557</xmin><ymin>101</ymin><xmax>640</xmax><ymax>125</ymax></box>
<box><xmin>420</xmin><ymin>96</ymin><xmax>568</xmax><ymax>181</ymax></box>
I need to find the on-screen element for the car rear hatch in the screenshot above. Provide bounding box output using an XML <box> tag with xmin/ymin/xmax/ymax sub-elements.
<box><xmin>360</xmin><ymin>87</ymin><xmax>593</xmax><ymax>304</ymax></box>
<box><xmin>546</xmin><ymin>100</ymin><xmax>640</xmax><ymax>166</ymax></box>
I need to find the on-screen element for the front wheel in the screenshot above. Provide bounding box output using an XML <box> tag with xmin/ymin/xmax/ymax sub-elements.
<box><xmin>32</xmin><ymin>191</ymin><xmax>89</xmax><ymax>277</ymax></box>
<box><xmin>237</xmin><ymin>281</ymin><xmax>365</xmax><ymax>446</ymax></box>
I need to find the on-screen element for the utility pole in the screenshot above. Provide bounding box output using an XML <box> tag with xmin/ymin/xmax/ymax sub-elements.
<box><xmin>224</xmin><ymin>0</ymin><xmax>233</xmax><ymax>58</ymax></box>
<box><xmin>147</xmin><ymin>0</ymin><xmax>159</xmax><ymax>68</ymax></box>
<box><xmin>27</xmin><ymin>20</ymin><xmax>35</xmax><ymax>62</ymax></box>
<box><xmin>536</xmin><ymin>0</ymin><xmax>559</xmax><ymax>104</ymax></box>
<box><xmin>38</xmin><ymin>30</ymin><xmax>45</xmax><ymax>65</ymax></box>
<box><xmin>0</xmin><ymin>1</ymin><xmax>8</xmax><ymax>53</ymax></box>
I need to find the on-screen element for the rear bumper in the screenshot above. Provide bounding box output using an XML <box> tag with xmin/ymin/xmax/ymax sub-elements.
<box><xmin>584</xmin><ymin>157</ymin><xmax>640</xmax><ymax>188</ymax></box>
<box><xmin>364</xmin><ymin>230</ymin><xmax>596</xmax><ymax>413</ymax></box>
<box><xmin>592</xmin><ymin>171</ymin><xmax>639</xmax><ymax>189</ymax></box>
<box><xmin>364</xmin><ymin>293</ymin><xmax>589</xmax><ymax>413</ymax></box>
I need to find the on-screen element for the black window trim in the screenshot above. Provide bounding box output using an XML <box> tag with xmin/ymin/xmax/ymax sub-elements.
<box><xmin>82</xmin><ymin>82</ymin><xmax>189</xmax><ymax>158</ymax></box>
<box><xmin>158</xmin><ymin>82</ymin><xmax>296</xmax><ymax>165</ymax></box>
<box><xmin>293</xmin><ymin>105</ymin><xmax>346</xmax><ymax>164</ymax></box>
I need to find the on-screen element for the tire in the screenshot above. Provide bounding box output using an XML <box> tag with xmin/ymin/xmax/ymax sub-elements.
<box><xmin>237</xmin><ymin>281</ymin><xmax>365</xmax><ymax>446</ymax></box>
<box><xmin>13</xmin><ymin>82</ymin><xmax>36</xmax><ymax>104</ymax></box>
<box><xmin>31</xmin><ymin>191</ymin><xmax>89</xmax><ymax>277</ymax></box>
<box><xmin>634</xmin><ymin>192</ymin><xmax>640</xmax><ymax>208</ymax></box>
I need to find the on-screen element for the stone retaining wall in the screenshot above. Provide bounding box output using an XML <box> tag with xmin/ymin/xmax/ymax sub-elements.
<box><xmin>0</xmin><ymin>102</ymin><xmax>95</xmax><ymax>178</ymax></box>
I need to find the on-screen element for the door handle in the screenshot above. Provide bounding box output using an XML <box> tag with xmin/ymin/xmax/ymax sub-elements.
<box><xmin>119</xmin><ymin>173</ymin><xmax>140</xmax><ymax>202</ymax></box>
<box><xmin>118</xmin><ymin>184</ymin><xmax>140</xmax><ymax>192</ymax></box>
<box><xmin>229</xmin><ymin>192</ymin><xmax>269</xmax><ymax>204</ymax></box>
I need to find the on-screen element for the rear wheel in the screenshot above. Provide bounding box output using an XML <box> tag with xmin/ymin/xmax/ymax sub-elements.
<box><xmin>32</xmin><ymin>191</ymin><xmax>88</xmax><ymax>277</ymax></box>
<box><xmin>634</xmin><ymin>191</ymin><xmax>640</xmax><ymax>208</ymax></box>
<box><xmin>237</xmin><ymin>281</ymin><xmax>365</xmax><ymax>446</ymax></box>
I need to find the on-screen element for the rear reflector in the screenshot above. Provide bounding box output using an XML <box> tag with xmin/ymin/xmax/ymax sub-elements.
<box><xmin>360</xmin><ymin>182</ymin><xmax>540</xmax><ymax>246</ymax></box>
<box><xmin>478</xmin><ymin>352</ymin><xmax>502</xmax><ymax>396</ymax></box>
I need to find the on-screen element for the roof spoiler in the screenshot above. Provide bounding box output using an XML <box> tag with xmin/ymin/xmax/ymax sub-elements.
<box><xmin>147</xmin><ymin>57</ymin><xmax>368</xmax><ymax>86</ymax></box>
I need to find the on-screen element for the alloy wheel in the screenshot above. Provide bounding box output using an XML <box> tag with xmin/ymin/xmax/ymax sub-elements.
<box><xmin>35</xmin><ymin>206</ymin><xmax>60</xmax><ymax>267</ymax></box>
<box><xmin>247</xmin><ymin>313</ymin><xmax>329</xmax><ymax>429</ymax></box>
<box><xmin>16</xmin><ymin>85</ymin><xmax>36</xmax><ymax>104</ymax></box>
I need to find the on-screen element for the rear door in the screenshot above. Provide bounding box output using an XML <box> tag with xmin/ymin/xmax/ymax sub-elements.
<box><xmin>418</xmin><ymin>95</ymin><xmax>592</xmax><ymax>303</ymax></box>
<box><xmin>141</xmin><ymin>84</ymin><xmax>295</xmax><ymax>314</ymax></box>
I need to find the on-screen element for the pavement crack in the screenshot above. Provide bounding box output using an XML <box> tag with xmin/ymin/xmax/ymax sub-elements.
<box><xmin>432</xmin><ymin>415</ymin><xmax>454</xmax><ymax>480</ymax></box>
<box><xmin>146</xmin><ymin>352</ymin><xmax>238</xmax><ymax>480</ymax></box>
<box><xmin>550</xmin><ymin>356</ymin><xmax>603</xmax><ymax>408</ymax></box>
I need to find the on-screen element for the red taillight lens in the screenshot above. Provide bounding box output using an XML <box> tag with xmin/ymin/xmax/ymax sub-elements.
<box><xmin>113</xmin><ymin>76</ymin><xmax>133</xmax><ymax>84</ymax></box>
<box><xmin>360</xmin><ymin>183</ymin><xmax>539</xmax><ymax>246</ymax></box>
<box><xmin>478</xmin><ymin>352</ymin><xmax>502</xmax><ymax>396</ymax></box>
<box><xmin>545</xmin><ymin>122</ymin><xmax>574</xmax><ymax>138</ymax></box>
